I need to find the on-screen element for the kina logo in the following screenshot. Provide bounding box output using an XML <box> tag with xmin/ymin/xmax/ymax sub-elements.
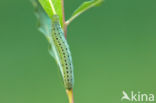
<box><xmin>121</xmin><ymin>91</ymin><xmax>155</xmax><ymax>102</ymax></box>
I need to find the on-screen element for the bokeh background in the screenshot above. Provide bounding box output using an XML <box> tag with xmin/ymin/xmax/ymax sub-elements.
<box><xmin>0</xmin><ymin>0</ymin><xmax>156</xmax><ymax>103</ymax></box>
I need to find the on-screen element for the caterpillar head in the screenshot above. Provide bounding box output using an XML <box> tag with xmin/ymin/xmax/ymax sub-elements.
<box><xmin>52</xmin><ymin>15</ymin><xmax>60</xmax><ymax>23</ymax></box>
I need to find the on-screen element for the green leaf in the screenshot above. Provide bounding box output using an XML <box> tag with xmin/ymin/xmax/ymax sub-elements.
<box><xmin>32</xmin><ymin>0</ymin><xmax>56</xmax><ymax>59</ymax></box>
<box><xmin>66</xmin><ymin>0</ymin><xmax>103</xmax><ymax>25</ymax></box>
<box><xmin>39</xmin><ymin>0</ymin><xmax>64</xmax><ymax>28</ymax></box>
<box><xmin>73</xmin><ymin>0</ymin><xmax>103</xmax><ymax>16</ymax></box>
<box><xmin>32</xmin><ymin>0</ymin><xmax>52</xmax><ymax>38</ymax></box>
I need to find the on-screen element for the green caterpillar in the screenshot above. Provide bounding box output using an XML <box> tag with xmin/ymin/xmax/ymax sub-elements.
<box><xmin>50</xmin><ymin>15</ymin><xmax>74</xmax><ymax>90</ymax></box>
<box><xmin>32</xmin><ymin>0</ymin><xmax>74</xmax><ymax>90</ymax></box>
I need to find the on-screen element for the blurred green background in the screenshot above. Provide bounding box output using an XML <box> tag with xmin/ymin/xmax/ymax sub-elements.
<box><xmin>0</xmin><ymin>0</ymin><xmax>156</xmax><ymax>103</ymax></box>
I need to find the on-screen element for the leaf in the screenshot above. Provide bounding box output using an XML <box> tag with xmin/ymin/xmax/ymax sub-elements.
<box><xmin>39</xmin><ymin>0</ymin><xmax>64</xmax><ymax>28</ymax></box>
<box><xmin>32</xmin><ymin>0</ymin><xmax>52</xmax><ymax>38</ymax></box>
<box><xmin>72</xmin><ymin>0</ymin><xmax>103</xmax><ymax>16</ymax></box>
<box><xmin>32</xmin><ymin>0</ymin><xmax>57</xmax><ymax>59</ymax></box>
<box><xmin>66</xmin><ymin>0</ymin><xmax>103</xmax><ymax>25</ymax></box>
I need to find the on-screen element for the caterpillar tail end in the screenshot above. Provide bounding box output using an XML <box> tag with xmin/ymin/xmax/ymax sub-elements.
<box><xmin>66</xmin><ymin>88</ymin><xmax>74</xmax><ymax>103</ymax></box>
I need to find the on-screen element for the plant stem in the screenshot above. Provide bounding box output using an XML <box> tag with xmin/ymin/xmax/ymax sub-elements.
<box><xmin>62</xmin><ymin>1</ymin><xmax>74</xmax><ymax>103</ymax></box>
<box><xmin>64</xmin><ymin>22</ymin><xmax>67</xmax><ymax>39</ymax></box>
<box><xmin>61</xmin><ymin>0</ymin><xmax>67</xmax><ymax>38</ymax></box>
<box><xmin>66</xmin><ymin>89</ymin><xmax>74</xmax><ymax>103</ymax></box>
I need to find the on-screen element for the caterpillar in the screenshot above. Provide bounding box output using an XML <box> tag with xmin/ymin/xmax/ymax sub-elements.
<box><xmin>50</xmin><ymin>15</ymin><xmax>74</xmax><ymax>90</ymax></box>
<box><xmin>32</xmin><ymin>0</ymin><xmax>74</xmax><ymax>90</ymax></box>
